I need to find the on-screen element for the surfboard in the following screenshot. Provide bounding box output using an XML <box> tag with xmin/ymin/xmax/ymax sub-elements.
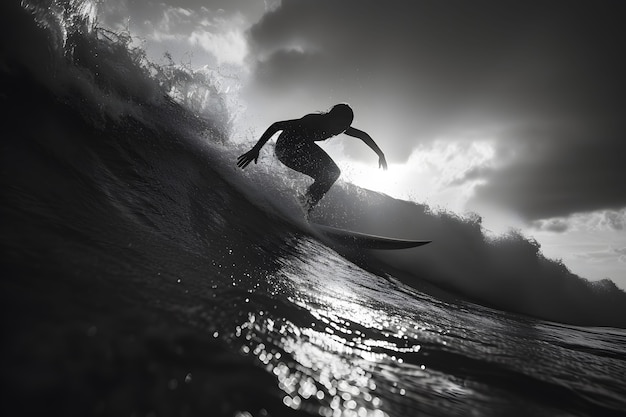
<box><xmin>311</xmin><ymin>223</ymin><xmax>431</xmax><ymax>250</ymax></box>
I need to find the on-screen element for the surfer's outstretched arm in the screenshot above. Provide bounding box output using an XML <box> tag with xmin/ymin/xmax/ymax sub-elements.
<box><xmin>237</xmin><ymin>120</ymin><xmax>291</xmax><ymax>169</ymax></box>
<box><xmin>344</xmin><ymin>127</ymin><xmax>388</xmax><ymax>170</ymax></box>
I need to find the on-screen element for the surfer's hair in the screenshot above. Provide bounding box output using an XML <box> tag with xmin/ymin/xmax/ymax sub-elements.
<box><xmin>328</xmin><ymin>103</ymin><xmax>354</xmax><ymax>124</ymax></box>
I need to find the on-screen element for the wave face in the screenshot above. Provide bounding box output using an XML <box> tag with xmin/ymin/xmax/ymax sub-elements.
<box><xmin>2</xmin><ymin>1</ymin><xmax>626</xmax><ymax>416</ymax></box>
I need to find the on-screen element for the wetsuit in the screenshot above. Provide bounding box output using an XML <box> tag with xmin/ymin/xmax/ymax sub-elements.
<box><xmin>275</xmin><ymin>114</ymin><xmax>342</xmax><ymax>208</ymax></box>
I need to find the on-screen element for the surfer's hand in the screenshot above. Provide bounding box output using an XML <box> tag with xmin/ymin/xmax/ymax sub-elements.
<box><xmin>379</xmin><ymin>154</ymin><xmax>388</xmax><ymax>170</ymax></box>
<box><xmin>237</xmin><ymin>147</ymin><xmax>260</xmax><ymax>169</ymax></box>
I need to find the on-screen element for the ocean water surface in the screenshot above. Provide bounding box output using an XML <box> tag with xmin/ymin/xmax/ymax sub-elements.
<box><xmin>1</xmin><ymin>1</ymin><xmax>625</xmax><ymax>416</ymax></box>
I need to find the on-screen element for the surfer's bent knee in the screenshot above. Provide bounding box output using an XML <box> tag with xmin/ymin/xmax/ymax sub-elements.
<box><xmin>315</xmin><ymin>163</ymin><xmax>340</xmax><ymax>185</ymax></box>
<box><xmin>328</xmin><ymin>164</ymin><xmax>341</xmax><ymax>183</ymax></box>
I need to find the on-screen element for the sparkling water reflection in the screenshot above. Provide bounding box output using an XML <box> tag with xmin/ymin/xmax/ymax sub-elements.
<box><xmin>226</xmin><ymin>236</ymin><xmax>626</xmax><ymax>417</ymax></box>
<box><xmin>232</xmin><ymin>238</ymin><xmax>479</xmax><ymax>416</ymax></box>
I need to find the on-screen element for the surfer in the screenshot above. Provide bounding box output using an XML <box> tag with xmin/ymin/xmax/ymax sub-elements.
<box><xmin>237</xmin><ymin>104</ymin><xmax>387</xmax><ymax>213</ymax></box>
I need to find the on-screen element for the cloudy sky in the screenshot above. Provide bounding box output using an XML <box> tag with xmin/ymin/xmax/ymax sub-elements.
<box><xmin>100</xmin><ymin>0</ymin><xmax>625</xmax><ymax>287</ymax></box>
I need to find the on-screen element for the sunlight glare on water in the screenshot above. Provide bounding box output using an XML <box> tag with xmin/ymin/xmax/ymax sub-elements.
<box><xmin>233</xmin><ymin>238</ymin><xmax>478</xmax><ymax>416</ymax></box>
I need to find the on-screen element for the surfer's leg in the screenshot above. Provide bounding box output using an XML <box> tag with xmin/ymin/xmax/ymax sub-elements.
<box><xmin>276</xmin><ymin>141</ymin><xmax>340</xmax><ymax>210</ymax></box>
<box><xmin>303</xmin><ymin>144</ymin><xmax>340</xmax><ymax>209</ymax></box>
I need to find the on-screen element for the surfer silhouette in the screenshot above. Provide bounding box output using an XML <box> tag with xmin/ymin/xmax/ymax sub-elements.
<box><xmin>237</xmin><ymin>104</ymin><xmax>387</xmax><ymax>214</ymax></box>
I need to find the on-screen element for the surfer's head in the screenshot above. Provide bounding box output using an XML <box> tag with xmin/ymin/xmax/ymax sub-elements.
<box><xmin>326</xmin><ymin>103</ymin><xmax>354</xmax><ymax>135</ymax></box>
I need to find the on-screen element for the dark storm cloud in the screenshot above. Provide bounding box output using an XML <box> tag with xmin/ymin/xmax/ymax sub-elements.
<box><xmin>247</xmin><ymin>0</ymin><xmax>545</xmax><ymax>151</ymax></box>
<box><xmin>465</xmin><ymin>126</ymin><xmax>626</xmax><ymax>221</ymax></box>
<box><xmin>247</xmin><ymin>0</ymin><xmax>626</xmax><ymax>220</ymax></box>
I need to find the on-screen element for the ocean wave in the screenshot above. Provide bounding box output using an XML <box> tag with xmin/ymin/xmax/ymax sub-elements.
<box><xmin>3</xmin><ymin>0</ymin><xmax>626</xmax><ymax>330</ymax></box>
